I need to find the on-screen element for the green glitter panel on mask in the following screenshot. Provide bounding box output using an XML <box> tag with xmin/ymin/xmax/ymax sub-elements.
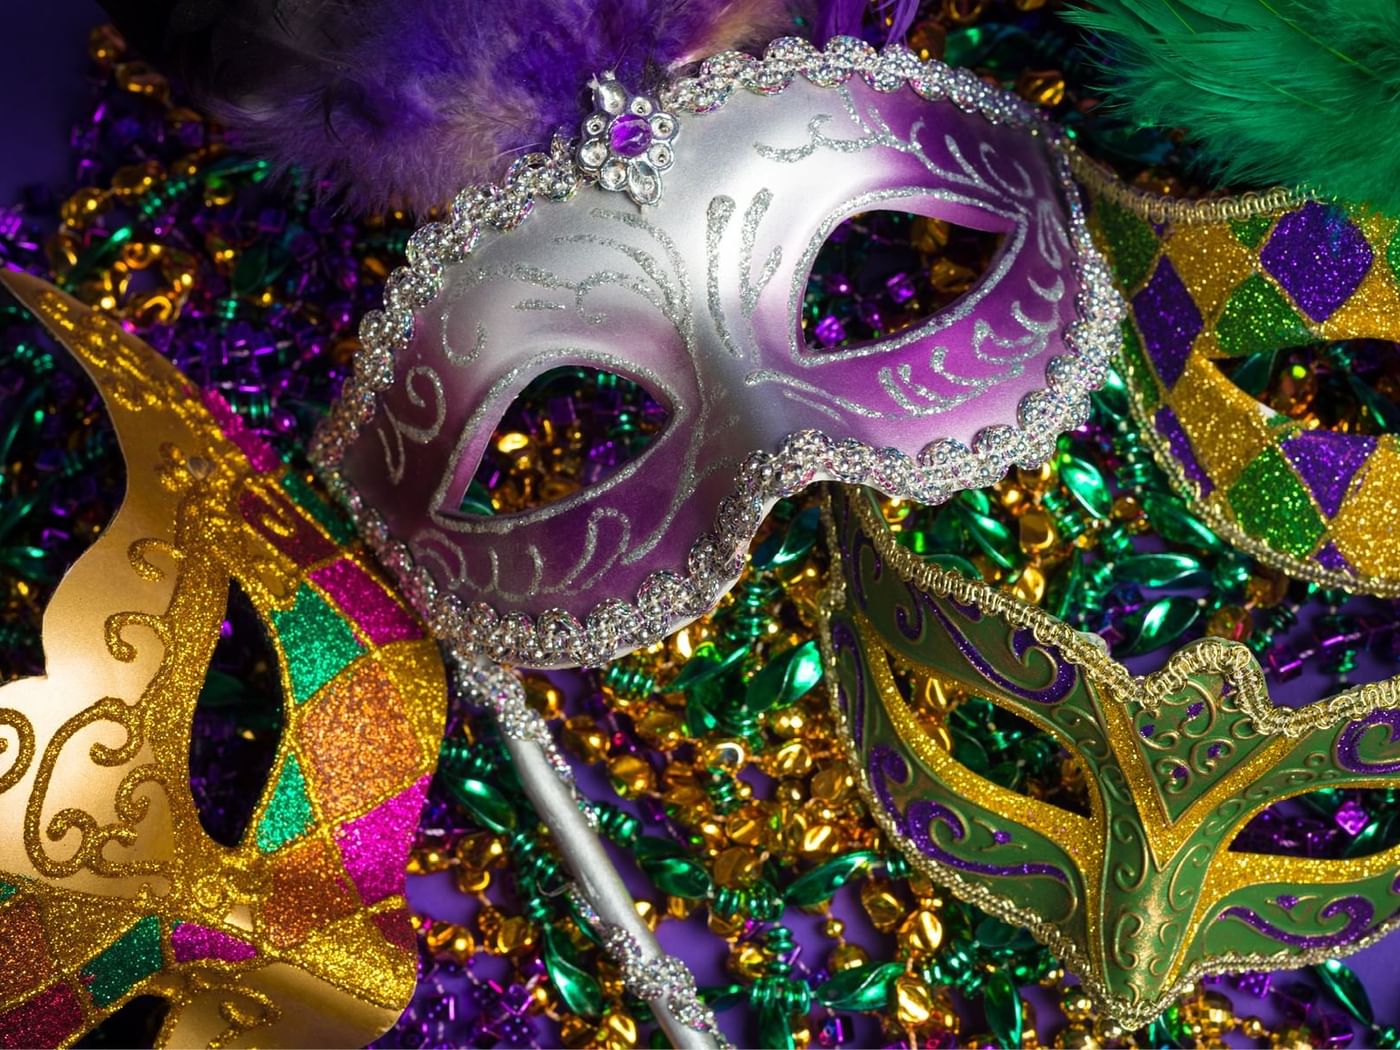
<box><xmin>1215</xmin><ymin>274</ymin><xmax>1310</xmax><ymax>358</ymax></box>
<box><xmin>255</xmin><ymin>752</ymin><xmax>315</xmax><ymax>853</ymax></box>
<box><xmin>280</xmin><ymin>469</ymin><xmax>355</xmax><ymax>544</ymax></box>
<box><xmin>1229</xmin><ymin>215</ymin><xmax>1274</xmax><ymax>250</ymax></box>
<box><xmin>1096</xmin><ymin>196</ymin><xmax>1159</xmax><ymax>291</ymax></box>
<box><xmin>1226</xmin><ymin>447</ymin><xmax>1326</xmax><ymax>559</ymax></box>
<box><xmin>270</xmin><ymin>584</ymin><xmax>363</xmax><ymax>704</ymax></box>
<box><xmin>1118</xmin><ymin>319</ymin><xmax>1159</xmax><ymax>412</ymax></box>
<box><xmin>0</xmin><ymin>881</ymin><xmax>14</xmax><ymax>906</ymax></box>
<box><xmin>81</xmin><ymin>915</ymin><xmax>162</xmax><ymax>1007</ymax></box>
<box><xmin>1388</xmin><ymin>229</ymin><xmax>1400</xmax><ymax>286</ymax></box>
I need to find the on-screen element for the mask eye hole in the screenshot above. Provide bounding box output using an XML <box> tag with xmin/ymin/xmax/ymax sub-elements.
<box><xmin>1216</xmin><ymin>339</ymin><xmax>1400</xmax><ymax>433</ymax></box>
<box><xmin>801</xmin><ymin>210</ymin><xmax>1005</xmax><ymax>352</ymax></box>
<box><xmin>73</xmin><ymin>994</ymin><xmax>170</xmax><ymax>1048</ymax></box>
<box><xmin>888</xmin><ymin>662</ymin><xmax>1092</xmax><ymax>818</ymax></box>
<box><xmin>1231</xmin><ymin>788</ymin><xmax>1400</xmax><ymax>859</ymax></box>
<box><xmin>189</xmin><ymin>578</ymin><xmax>285</xmax><ymax>848</ymax></box>
<box><xmin>460</xmin><ymin>366</ymin><xmax>669</xmax><ymax>517</ymax></box>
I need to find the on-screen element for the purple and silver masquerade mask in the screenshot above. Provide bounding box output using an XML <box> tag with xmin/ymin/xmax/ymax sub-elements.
<box><xmin>313</xmin><ymin>38</ymin><xmax>1123</xmax><ymax>667</ymax></box>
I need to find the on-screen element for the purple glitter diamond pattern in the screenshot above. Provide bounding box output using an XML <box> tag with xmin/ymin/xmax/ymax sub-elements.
<box><xmin>1314</xmin><ymin>541</ymin><xmax>1356</xmax><ymax>574</ymax></box>
<box><xmin>1260</xmin><ymin>202</ymin><xmax>1373</xmax><ymax>322</ymax></box>
<box><xmin>1132</xmin><ymin>257</ymin><xmax>1201</xmax><ymax>388</ymax></box>
<box><xmin>1280</xmin><ymin>430</ymin><xmax>1375</xmax><ymax>518</ymax></box>
<box><xmin>1154</xmin><ymin>407</ymin><xmax>1213</xmax><ymax>496</ymax></box>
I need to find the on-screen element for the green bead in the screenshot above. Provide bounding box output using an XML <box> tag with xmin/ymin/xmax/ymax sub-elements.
<box><xmin>814</xmin><ymin>961</ymin><xmax>903</xmax><ymax>1011</ymax></box>
<box><xmin>542</xmin><ymin>924</ymin><xmax>603</xmax><ymax>1017</ymax></box>
<box><xmin>1141</xmin><ymin>491</ymin><xmax>1224</xmax><ymax>552</ymax></box>
<box><xmin>751</xmin><ymin>505</ymin><xmax>820</xmax><ymax>570</ymax></box>
<box><xmin>447</xmin><ymin>777</ymin><xmax>517</xmax><ymax>834</ymax></box>
<box><xmin>783</xmin><ymin>850</ymin><xmax>880</xmax><ymax>907</ymax></box>
<box><xmin>1311</xmin><ymin>959</ymin><xmax>1374</xmax><ymax>1025</ymax></box>
<box><xmin>1060</xmin><ymin>453</ymin><xmax>1112</xmax><ymax>520</ymax></box>
<box><xmin>1116</xmin><ymin>553</ymin><xmax>1209</xmax><ymax>589</ymax></box>
<box><xmin>981</xmin><ymin>971</ymin><xmax>1024</xmax><ymax>1050</ymax></box>
<box><xmin>742</xmin><ymin>640</ymin><xmax>823</xmax><ymax>715</ymax></box>
<box><xmin>1118</xmin><ymin>596</ymin><xmax>1202</xmax><ymax>656</ymax></box>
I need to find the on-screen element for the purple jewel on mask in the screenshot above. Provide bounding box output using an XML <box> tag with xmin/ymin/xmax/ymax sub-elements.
<box><xmin>609</xmin><ymin>114</ymin><xmax>653</xmax><ymax>157</ymax></box>
<box><xmin>325</xmin><ymin>43</ymin><xmax>1121</xmax><ymax>667</ymax></box>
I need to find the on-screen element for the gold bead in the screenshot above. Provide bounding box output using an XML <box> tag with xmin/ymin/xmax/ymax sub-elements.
<box><xmin>898</xmin><ymin>908</ymin><xmax>944</xmax><ymax>956</ymax></box>
<box><xmin>453</xmin><ymin>866</ymin><xmax>492</xmax><ymax>894</ymax></box>
<box><xmin>708</xmin><ymin>909</ymin><xmax>746</xmax><ymax>937</ymax></box>
<box><xmin>775</xmin><ymin>778</ymin><xmax>806</xmax><ymax>804</ymax></box>
<box><xmin>726</xmin><ymin>805</ymin><xmax>768</xmax><ymax>847</ymax></box>
<box><xmin>1060</xmin><ymin>988</ymin><xmax>1094</xmax><ymax>1024</ymax></box>
<box><xmin>608</xmin><ymin>754</ymin><xmax>655</xmax><ymax>798</ymax></box>
<box><xmin>88</xmin><ymin>23</ymin><xmax>126</xmax><ymax>65</ymax></box>
<box><xmin>770</xmin><ymin>707</ymin><xmax>807</xmax><ymax>738</ymax></box>
<box><xmin>894</xmin><ymin>973</ymin><xmax>936</xmax><ymax>1028</ymax></box>
<box><xmin>1012</xmin><ymin>565</ymin><xmax>1047</xmax><ymax>605</ymax></box>
<box><xmin>714</xmin><ymin>846</ymin><xmax>762</xmax><ymax>888</ymax></box>
<box><xmin>492</xmin><ymin>915</ymin><xmax>536</xmax><ymax>955</ymax></box>
<box><xmin>728</xmin><ymin>943</ymin><xmax>768</xmax><ymax>980</ymax></box>
<box><xmin>562</xmin><ymin>715</ymin><xmax>610</xmax><ymax>762</ymax></box>
<box><xmin>522</xmin><ymin>675</ymin><xmax>563</xmax><ymax>718</ymax></box>
<box><xmin>407</xmin><ymin>847</ymin><xmax>451</xmax><ymax>875</ymax></box>
<box><xmin>810</xmin><ymin>766</ymin><xmax>854</xmax><ymax>803</ymax></box>
<box><xmin>633</xmin><ymin>898</ymin><xmax>661</xmax><ymax>931</ymax></box>
<box><xmin>860</xmin><ymin>877</ymin><xmax>906</xmax><ymax>933</ymax></box>
<box><xmin>698</xmin><ymin>738</ymin><xmax>746</xmax><ymax>770</ymax></box>
<box><xmin>911</xmin><ymin>214</ymin><xmax>951</xmax><ymax>252</ymax></box>
<box><xmin>636</xmin><ymin>708</ymin><xmax>685</xmax><ymax>750</ymax></box>
<box><xmin>800</xmin><ymin>823</ymin><xmax>841</xmax><ymax>858</ymax></box>
<box><xmin>1239</xmin><ymin>1017</ymin><xmax>1267</xmax><ymax>1040</ymax></box>
<box><xmin>1019</xmin><ymin>510</ymin><xmax>1058</xmax><ymax>553</ymax></box>
<box><xmin>599</xmin><ymin>1009</ymin><xmax>639</xmax><ymax>1050</ymax></box>
<box><xmin>559</xmin><ymin>1015</ymin><xmax>595</xmax><ymax>1049</ymax></box>
<box><xmin>1016</xmin><ymin>69</ymin><xmax>1067</xmax><ymax>108</ymax></box>
<box><xmin>828</xmin><ymin>942</ymin><xmax>869</xmax><ymax>972</ymax></box>
<box><xmin>455</xmin><ymin>831</ymin><xmax>507</xmax><ymax>870</ymax></box>
<box><xmin>423</xmin><ymin>922</ymin><xmax>474</xmax><ymax>960</ymax></box>
<box><xmin>1205</xmin><ymin>605</ymin><xmax>1253</xmax><ymax>643</ymax></box>
<box><xmin>667</xmin><ymin>894</ymin><xmax>699</xmax><ymax>920</ymax></box>
<box><xmin>1053</xmin><ymin>1025</ymin><xmax>1099</xmax><ymax>1049</ymax></box>
<box><xmin>822</xmin><ymin>918</ymin><xmax>845</xmax><ymax>939</ymax></box>
<box><xmin>767</xmin><ymin>739</ymin><xmax>814</xmax><ymax>778</ymax></box>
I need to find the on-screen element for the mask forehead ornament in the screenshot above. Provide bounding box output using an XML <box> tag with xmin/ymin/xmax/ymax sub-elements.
<box><xmin>1079</xmin><ymin>161</ymin><xmax>1400</xmax><ymax>594</ymax></box>
<box><xmin>311</xmin><ymin>36</ymin><xmax>1125</xmax><ymax>668</ymax></box>
<box><xmin>0</xmin><ymin>273</ymin><xmax>446</xmax><ymax>1048</ymax></box>
<box><xmin>821</xmin><ymin>485</ymin><xmax>1400</xmax><ymax>1028</ymax></box>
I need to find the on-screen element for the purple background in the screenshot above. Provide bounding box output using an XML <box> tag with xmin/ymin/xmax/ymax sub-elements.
<box><xmin>4</xmin><ymin>2</ymin><xmax>1400</xmax><ymax>1040</ymax></box>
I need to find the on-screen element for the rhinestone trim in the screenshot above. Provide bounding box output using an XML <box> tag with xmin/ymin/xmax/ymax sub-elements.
<box><xmin>310</xmin><ymin>36</ymin><xmax>1125</xmax><ymax>667</ymax></box>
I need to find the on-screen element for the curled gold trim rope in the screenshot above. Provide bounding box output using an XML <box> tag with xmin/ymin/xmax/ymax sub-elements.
<box><xmin>1066</xmin><ymin>149</ymin><xmax>1305</xmax><ymax>225</ymax></box>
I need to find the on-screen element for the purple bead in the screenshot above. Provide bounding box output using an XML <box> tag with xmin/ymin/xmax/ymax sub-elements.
<box><xmin>814</xmin><ymin>315</ymin><xmax>846</xmax><ymax>347</ymax></box>
<box><xmin>1334</xmin><ymin>798</ymin><xmax>1370</xmax><ymax>836</ymax></box>
<box><xmin>608</xmin><ymin>113</ymin><xmax>653</xmax><ymax>158</ymax></box>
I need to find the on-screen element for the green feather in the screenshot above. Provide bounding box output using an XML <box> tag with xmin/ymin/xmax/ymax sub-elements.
<box><xmin>1065</xmin><ymin>0</ymin><xmax>1400</xmax><ymax>214</ymax></box>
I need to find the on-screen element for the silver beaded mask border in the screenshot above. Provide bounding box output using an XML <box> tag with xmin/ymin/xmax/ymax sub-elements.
<box><xmin>309</xmin><ymin>35</ymin><xmax>1125</xmax><ymax>667</ymax></box>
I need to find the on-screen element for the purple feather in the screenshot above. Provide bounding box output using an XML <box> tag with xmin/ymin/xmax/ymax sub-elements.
<box><xmin>101</xmin><ymin>0</ymin><xmax>912</xmax><ymax>214</ymax></box>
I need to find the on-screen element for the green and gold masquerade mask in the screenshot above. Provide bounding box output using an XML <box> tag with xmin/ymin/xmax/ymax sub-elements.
<box><xmin>1080</xmin><ymin>162</ymin><xmax>1400</xmax><ymax>593</ymax></box>
<box><xmin>821</xmin><ymin>485</ymin><xmax>1400</xmax><ymax>1028</ymax></box>
<box><xmin>0</xmin><ymin>275</ymin><xmax>447</xmax><ymax>1047</ymax></box>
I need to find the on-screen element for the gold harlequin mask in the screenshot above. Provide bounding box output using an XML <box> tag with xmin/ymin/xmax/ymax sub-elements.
<box><xmin>1080</xmin><ymin>164</ymin><xmax>1400</xmax><ymax>593</ymax></box>
<box><xmin>0</xmin><ymin>274</ymin><xmax>447</xmax><ymax>1048</ymax></box>
<box><xmin>821</xmin><ymin>485</ymin><xmax>1400</xmax><ymax>1028</ymax></box>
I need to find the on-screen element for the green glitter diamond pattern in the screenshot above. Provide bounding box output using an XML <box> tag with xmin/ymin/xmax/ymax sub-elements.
<box><xmin>1226</xmin><ymin>447</ymin><xmax>1325</xmax><ymax>559</ymax></box>
<box><xmin>270</xmin><ymin>584</ymin><xmax>363</xmax><ymax>704</ymax></box>
<box><xmin>1216</xmin><ymin>274</ymin><xmax>1310</xmax><ymax>357</ymax></box>
<box><xmin>1229</xmin><ymin>215</ymin><xmax>1274</xmax><ymax>250</ymax></box>
<box><xmin>255</xmin><ymin>753</ymin><xmax>315</xmax><ymax>853</ymax></box>
<box><xmin>1096</xmin><ymin>197</ymin><xmax>1159</xmax><ymax>291</ymax></box>
<box><xmin>81</xmin><ymin>915</ymin><xmax>162</xmax><ymax>1007</ymax></box>
<box><xmin>1119</xmin><ymin>319</ymin><xmax>1159</xmax><ymax>412</ymax></box>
